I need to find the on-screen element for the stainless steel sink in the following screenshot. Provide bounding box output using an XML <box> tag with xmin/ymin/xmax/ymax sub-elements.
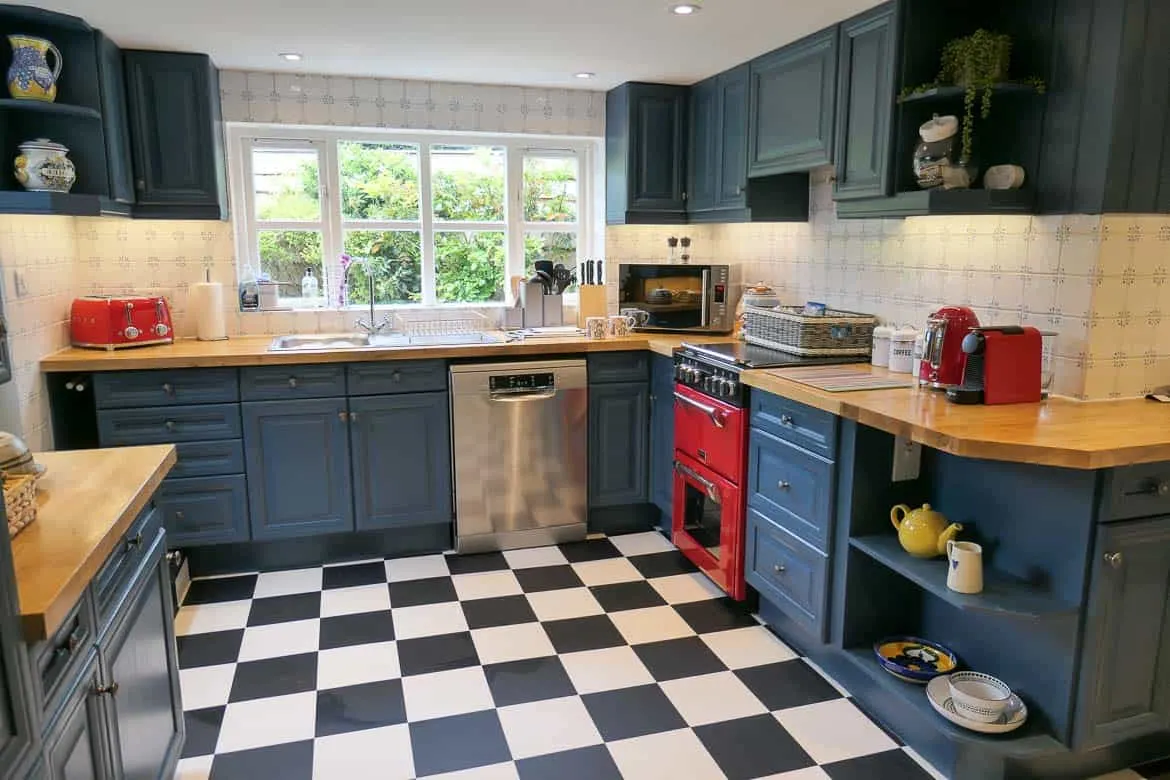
<box><xmin>269</xmin><ymin>334</ymin><xmax>371</xmax><ymax>351</ymax></box>
<box><xmin>269</xmin><ymin>331</ymin><xmax>507</xmax><ymax>351</ymax></box>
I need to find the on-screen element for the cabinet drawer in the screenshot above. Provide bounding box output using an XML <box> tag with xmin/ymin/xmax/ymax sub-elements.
<box><xmin>1103</xmin><ymin>463</ymin><xmax>1170</xmax><ymax>521</ymax></box>
<box><xmin>169</xmin><ymin>439</ymin><xmax>245</xmax><ymax>479</ymax></box>
<box><xmin>745</xmin><ymin>508</ymin><xmax>828</xmax><ymax>639</ymax></box>
<box><xmin>588</xmin><ymin>352</ymin><xmax>649</xmax><ymax>384</ymax></box>
<box><xmin>747</xmin><ymin>427</ymin><xmax>834</xmax><ymax>552</ymax></box>
<box><xmin>751</xmin><ymin>390</ymin><xmax>838</xmax><ymax>458</ymax></box>
<box><xmin>158</xmin><ymin>475</ymin><xmax>249</xmax><ymax>547</ymax></box>
<box><xmin>94</xmin><ymin>368</ymin><xmax>238</xmax><ymax>408</ymax></box>
<box><xmin>347</xmin><ymin>360</ymin><xmax>447</xmax><ymax>396</ymax></box>
<box><xmin>93</xmin><ymin>504</ymin><xmax>162</xmax><ymax>625</ymax></box>
<box><xmin>98</xmin><ymin>403</ymin><xmax>241</xmax><ymax>445</ymax></box>
<box><xmin>30</xmin><ymin>590</ymin><xmax>94</xmax><ymax>720</ymax></box>
<box><xmin>241</xmin><ymin>364</ymin><xmax>346</xmax><ymax>400</ymax></box>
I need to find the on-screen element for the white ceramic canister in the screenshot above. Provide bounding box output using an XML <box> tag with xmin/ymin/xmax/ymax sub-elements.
<box><xmin>871</xmin><ymin>325</ymin><xmax>894</xmax><ymax>367</ymax></box>
<box><xmin>14</xmin><ymin>138</ymin><xmax>75</xmax><ymax>192</ymax></box>
<box><xmin>888</xmin><ymin>326</ymin><xmax>918</xmax><ymax>373</ymax></box>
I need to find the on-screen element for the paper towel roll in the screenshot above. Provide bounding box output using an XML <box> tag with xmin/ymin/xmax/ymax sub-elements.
<box><xmin>191</xmin><ymin>282</ymin><xmax>227</xmax><ymax>341</ymax></box>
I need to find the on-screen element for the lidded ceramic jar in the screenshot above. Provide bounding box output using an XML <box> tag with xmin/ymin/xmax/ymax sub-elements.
<box><xmin>14</xmin><ymin>138</ymin><xmax>75</xmax><ymax>192</ymax></box>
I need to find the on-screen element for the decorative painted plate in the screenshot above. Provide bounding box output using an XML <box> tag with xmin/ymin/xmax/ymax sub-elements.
<box><xmin>873</xmin><ymin>635</ymin><xmax>959</xmax><ymax>684</ymax></box>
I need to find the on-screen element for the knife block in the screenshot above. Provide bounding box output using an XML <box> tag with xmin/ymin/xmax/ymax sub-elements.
<box><xmin>577</xmin><ymin>285</ymin><xmax>608</xmax><ymax>327</ymax></box>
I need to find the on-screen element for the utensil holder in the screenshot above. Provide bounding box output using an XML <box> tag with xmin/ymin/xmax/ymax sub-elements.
<box><xmin>521</xmin><ymin>281</ymin><xmax>546</xmax><ymax>328</ymax></box>
<box><xmin>542</xmin><ymin>294</ymin><xmax>564</xmax><ymax>327</ymax></box>
<box><xmin>577</xmin><ymin>285</ymin><xmax>608</xmax><ymax>328</ymax></box>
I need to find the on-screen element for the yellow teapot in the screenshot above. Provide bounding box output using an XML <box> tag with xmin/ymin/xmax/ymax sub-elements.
<box><xmin>890</xmin><ymin>504</ymin><xmax>963</xmax><ymax>559</ymax></box>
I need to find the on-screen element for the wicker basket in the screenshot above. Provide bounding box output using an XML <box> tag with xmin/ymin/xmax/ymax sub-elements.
<box><xmin>4</xmin><ymin>472</ymin><xmax>36</xmax><ymax>538</ymax></box>
<box><xmin>743</xmin><ymin>305</ymin><xmax>876</xmax><ymax>356</ymax></box>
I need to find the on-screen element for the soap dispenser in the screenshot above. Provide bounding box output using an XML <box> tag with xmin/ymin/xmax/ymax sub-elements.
<box><xmin>301</xmin><ymin>267</ymin><xmax>319</xmax><ymax>302</ymax></box>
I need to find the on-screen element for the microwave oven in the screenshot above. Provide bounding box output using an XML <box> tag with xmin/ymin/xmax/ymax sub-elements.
<box><xmin>617</xmin><ymin>264</ymin><xmax>732</xmax><ymax>334</ymax></box>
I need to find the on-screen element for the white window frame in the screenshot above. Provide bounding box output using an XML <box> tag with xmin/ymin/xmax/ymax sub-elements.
<box><xmin>227</xmin><ymin>123</ymin><xmax>599</xmax><ymax>308</ymax></box>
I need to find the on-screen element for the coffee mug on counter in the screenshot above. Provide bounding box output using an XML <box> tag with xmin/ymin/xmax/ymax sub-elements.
<box><xmin>585</xmin><ymin>316</ymin><xmax>608</xmax><ymax>340</ymax></box>
<box><xmin>946</xmin><ymin>540</ymin><xmax>984</xmax><ymax>594</ymax></box>
<box><xmin>620</xmin><ymin>308</ymin><xmax>651</xmax><ymax>328</ymax></box>
<box><xmin>607</xmin><ymin>314</ymin><xmax>635</xmax><ymax>338</ymax></box>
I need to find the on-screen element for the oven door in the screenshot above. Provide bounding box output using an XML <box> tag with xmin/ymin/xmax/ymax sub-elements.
<box><xmin>672</xmin><ymin>451</ymin><xmax>746</xmax><ymax>600</ymax></box>
<box><xmin>673</xmin><ymin>383</ymin><xmax>744</xmax><ymax>483</ymax></box>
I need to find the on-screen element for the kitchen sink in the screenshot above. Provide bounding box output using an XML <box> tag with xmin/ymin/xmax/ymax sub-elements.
<box><xmin>269</xmin><ymin>334</ymin><xmax>372</xmax><ymax>351</ymax></box>
<box><xmin>269</xmin><ymin>331</ymin><xmax>506</xmax><ymax>351</ymax></box>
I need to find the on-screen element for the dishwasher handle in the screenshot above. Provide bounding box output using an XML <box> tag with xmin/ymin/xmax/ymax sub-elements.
<box><xmin>490</xmin><ymin>388</ymin><xmax>558</xmax><ymax>403</ymax></box>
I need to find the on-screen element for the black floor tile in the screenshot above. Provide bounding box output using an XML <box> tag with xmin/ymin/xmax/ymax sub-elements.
<box><xmin>322</xmin><ymin>561</ymin><xmax>387</xmax><ymax>590</ymax></box>
<box><xmin>246</xmin><ymin>592</ymin><xmax>321</xmax><ymax>626</ymax></box>
<box><xmin>389</xmin><ymin>576</ymin><xmax>457</xmax><ymax>608</ymax></box>
<box><xmin>541</xmin><ymin>615</ymin><xmax>627</xmax><ymax>654</ymax></box>
<box><xmin>228</xmin><ymin>653</ymin><xmax>318</xmax><ymax>702</ymax></box>
<box><xmin>515</xmin><ymin>744</ymin><xmax>624</xmax><ymax>780</ymax></box>
<box><xmin>462</xmin><ymin>595</ymin><xmax>538</xmax><ymax>629</ymax></box>
<box><xmin>674</xmin><ymin>597</ymin><xmax>759</xmax><ymax>634</ymax></box>
<box><xmin>581</xmin><ymin>684</ymin><xmax>686</xmax><ymax>741</ymax></box>
<box><xmin>318</xmin><ymin>610</ymin><xmax>396</xmax><ymax>650</ymax></box>
<box><xmin>182</xmin><ymin>706</ymin><xmax>225</xmax><ymax>758</ymax></box>
<box><xmin>823</xmin><ymin>748</ymin><xmax>934</xmax><ymax>780</ymax></box>
<box><xmin>176</xmin><ymin>629</ymin><xmax>244</xmax><ymax>669</ymax></box>
<box><xmin>396</xmin><ymin>631</ymin><xmax>479</xmax><ymax>676</ymax></box>
<box><xmin>483</xmin><ymin>656</ymin><xmax>576</xmax><ymax>707</ymax></box>
<box><xmin>627</xmin><ymin>550</ymin><xmax>696</xmax><ymax>579</ymax></box>
<box><xmin>446</xmin><ymin>551</ymin><xmax>509</xmax><ymax>575</ymax></box>
<box><xmin>695</xmin><ymin>714</ymin><xmax>817</xmax><ymax>780</ymax></box>
<box><xmin>558</xmin><ymin>539</ymin><xmax>621</xmax><ymax>563</ymax></box>
<box><xmin>1136</xmin><ymin>757</ymin><xmax>1170</xmax><ymax>779</ymax></box>
<box><xmin>514</xmin><ymin>565</ymin><xmax>584</xmax><ymax>593</ymax></box>
<box><xmin>184</xmin><ymin>575</ymin><xmax>257</xmax><ymax>606</ymax></box>
<box><xmin>736</xmin><ymin>660</ymin><xmax>843</xmax><ymax>711</ymax></box>
<box><xmin>633</xmin><ymin>636</ymin><xmax>727</xmax><ymax>682</ymax></box>
<box><xmin>589</xmin><ymin>580</ymin><xmax>667</xmax><ymax>613</ymax></box>
<box><xmin>209</xmin><ymin>740</ymin><xmax>313</xmax><ymax>780</ymax></box>
<box><xmin>315</xmin><ymin>679</ymin><xmax>406</xmax><ymax>737</ymax></box>
<box><xmin>409</xmin><ymin>710</ymin><xmax>511</xmax><ymax>776</ymax></box>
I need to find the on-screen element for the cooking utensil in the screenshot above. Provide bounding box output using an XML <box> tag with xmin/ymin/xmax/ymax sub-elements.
<box><xmin>552</xmin><ymin>266</ymin><xmax>574</xmax><ymax>294</ymax></box>
<box><xmin>532</xmin><ymin>270</ymin><xmax>554</xmax><ymax>294</ymax></box>
<box><xmin>534</xmin><ymin>259</ymin><xmax>555</xmax><ymax>278</ymax></box>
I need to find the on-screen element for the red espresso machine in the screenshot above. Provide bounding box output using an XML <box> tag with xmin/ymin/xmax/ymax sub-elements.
<box><xmin>920</xmin><ymin>305</ymin><xmax>979</xmax><ymax>389</ymax></box>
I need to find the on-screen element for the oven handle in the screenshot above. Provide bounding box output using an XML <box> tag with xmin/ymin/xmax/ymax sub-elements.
<box><xmin>700</xmin><ymin>269</ymin><xmax>710</xmax><ymax>327</ymax></box>
<box><xmin>673</xmin><ymin>391</ymin><xmax>726</xmax><ymax>429</ymax></box>
<box><xmin>674</xmin><ymin>460</ymin><xmax>719</xmax><ymax>501</ymax></box>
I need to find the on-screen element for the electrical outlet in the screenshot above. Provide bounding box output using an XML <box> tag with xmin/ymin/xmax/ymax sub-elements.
<box><xmin>891</xmin><ymin>436</ymin><xmax>922</xmax><ymax>482</ymax></box>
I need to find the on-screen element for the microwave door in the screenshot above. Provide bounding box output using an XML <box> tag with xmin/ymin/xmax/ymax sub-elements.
<box><xmin>700</xmin><ymin>269</ymin><xmax>710</xmax><ymax>328</ymax></box>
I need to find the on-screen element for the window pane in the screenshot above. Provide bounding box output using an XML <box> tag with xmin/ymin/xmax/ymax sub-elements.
<box><xmin>524</xmin><ymin>232</ymin><xmax>578</xmax><ymax>280</ymax></box>
<box><xmin>524</xmin><ymin>156</ymin><xmax>578</xmax><ymax>222</ymax></box>
<box><xmin>432</xmin><ymin>145</ymin><xmax>505</xmax><ymax>222</ymax></box>
<box><xmin>343</xmin><ymin>231</ymin><xmax>422</xmax><ymax>305</ymax></box>
<box><xmin>253</xmin><ymin>147</ymin><xmax>320</xmax><ymax>221</ymax></box>
<box><xmin>257</xmin><ymin>230</ymin><xmax>323</xmax><ymax>302</ymax></box>
<box><xmin>339</xmin><ymin>142</ymin><xmax>420</xmax><ymax>221</ymax></box>
<box><xmin>435</xmin><ymin>231</ymin><xmax>505</xmax><ymax>303</ymax></box>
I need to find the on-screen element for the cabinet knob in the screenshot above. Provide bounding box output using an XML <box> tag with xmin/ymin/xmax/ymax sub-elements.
<box><xmin>777</xmin><ymin>481</ymin><xmax>791</xmax><ymax>491</ymax></box>
<box><xmin>349</xmin><ymin>411</ymin><xmax>358</xmax><ymax>422</ymax></box>
<box><xmin>162</xmin><ymin>382</ymin><xmax>174</xmax><ymax>395</ymax></box>
<box><xmin>392</xmin><ymin>371</ymin><xmax>401</xmax><ymax>383</ymax></box>
<box><xmin>736</xmin><ymin>185</ymin><xmax>743</xmax><ymax>195</ymax></box>
<box><xmin>94</xmin><ymin>682</ymin><xmax>119</xmax><ymax>696</ymax></box>
<box><xmin>1104</xmin><ymin>552</ymin><xmax>1123</xmax><ymax>569</ymax></box>
<box><xmin>174</xmin><ymin>511</ymin><xmax>185</xmax><ymax>521</ymax></box>
<box><xmin>288</xmin><ymin>377</ymin><xmax>298</xmax><ymax>389</ymax></box>
<box><xmin>773</xmin><ymin>564</ymin><xmax>786</xmax><ymax>574</ymax></box>
<box><xmin>125</xmin><ymin>532</ymin><xmax>143</xmax><ymax>551</ymax></box>
<box><xmin>338</xmin><ymin>411</ymin><xmax>349</xmax><ymax>422</ymax></box>
<box><xmin>164</xmin><ymin>420</ymin><xmax>176</xmax><ymax>432</ymax></box>
<box><xmin>135</xmin><ymin>179</ymin><xmax>145</xmax><ymax>191</ymax></box>
<box><xmin>780</xmin><ymin>414</ymin><xmax>794</xmax><ymax>426</ymax></box>
<box><xmin>1159</xmin><ymin>481</ymin><xmax>1169</xmax><ymax>497</ymax></box>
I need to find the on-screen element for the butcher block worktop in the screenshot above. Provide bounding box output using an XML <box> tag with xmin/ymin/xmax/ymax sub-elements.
<box><xmin>12</xmin><ymin>445</ymin><xmax>177</xmax><ymax>640</ymax></box>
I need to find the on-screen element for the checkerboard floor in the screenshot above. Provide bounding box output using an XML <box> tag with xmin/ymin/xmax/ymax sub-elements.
<box><xmin>170</xmin><ymin>532</ymin><xmax>1168</xmax><ymax>780</ymax></box>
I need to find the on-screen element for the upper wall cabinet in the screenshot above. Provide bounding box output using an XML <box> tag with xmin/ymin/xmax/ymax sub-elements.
<box><xmin>124</xmin><ymin>50</ymin><xmax>227</xmax><ymax>220</ymax></box>
<box><xmin>606</xmin><ymin>82</ymin><xmax>689</xmax><ymax>225</ymax></box>
<box><xmin>748</xmin><ymin>27</ymin><xmax>839</xmax><ymax>178</ymax></box>
<box><xmin>687</xmin><ymin>76</ymin><xmax>719</xmax><ymax>213</ymax></box>
<box><xmin>96</xmin><ymin>31</ymin><xmax>134</xmax><ymax>209</ymax></box>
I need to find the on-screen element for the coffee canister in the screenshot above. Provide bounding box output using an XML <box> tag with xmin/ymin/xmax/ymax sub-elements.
<box><xmin>871</xmin><ymin>325</ymin><xmax>894</xmax><ymax>367</ymax></box>
<box><xmin>889</xmin><ymin>326</ymin><xmax>918</xmax><ymax>373</ymax></box>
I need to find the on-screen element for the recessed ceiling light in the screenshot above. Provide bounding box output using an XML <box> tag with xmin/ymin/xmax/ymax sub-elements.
<box><xmin>278</xmin><ymin>52</ymin><xmax>303</xmax><ymax>62</ymax></box>
<box><xmin>574</xmin><ymin>72</ymin><xmax>596</xmax><ymax>80</ymax></box>
<box><xmin>669</xmin><ymin>2</ymin><xmax>701</xmax><ymax>14</ymax></box>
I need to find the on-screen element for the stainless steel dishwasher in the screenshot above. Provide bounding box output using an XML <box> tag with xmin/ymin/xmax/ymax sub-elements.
<box><xmin>449</xmin><ymin>359</ymin><xmax>588</xmax><ymax>553</ymax></box>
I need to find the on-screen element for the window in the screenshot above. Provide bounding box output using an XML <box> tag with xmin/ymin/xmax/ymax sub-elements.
<box><xmin>231</xmin><ymin>128</ymin><xmax>596</xmax><ymax>308</ymax></box>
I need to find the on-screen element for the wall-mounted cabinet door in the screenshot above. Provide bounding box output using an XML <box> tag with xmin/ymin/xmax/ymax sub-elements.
<box><xmin>630</xmin><ymin>87</ymin><xmax>689</xmax><ymax>212</ymax></box>
<box><xmin>833</xmin><ymin>3</ymin><xmax>898</xmax><ymax>201</ymax></box>
<box><xmin>716</xmin><ymin>65</ymin><xmax>750</xmax><ymax>210</ymax></box>
<box><xmin>589</xmin><ymin>382</ymin><xmax>650</xmax><ymax>508</ymax></box>
<box><xmin>96</xmin><ymin>32</ymin><xmax>134</xmax><ymax>208</ymax></box>
<box><xmin>748</xmin><ymin>27</ymin><xmax>839</xmax><ymax>178</ymax></box>
<box><xmin>687</xmin><ymin>77</ymin><xmax>719</xmax><ymax>213</ymax></box>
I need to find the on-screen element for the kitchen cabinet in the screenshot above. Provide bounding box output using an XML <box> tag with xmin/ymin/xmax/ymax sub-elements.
<box><xmin>606</xmin><ymin>82</ymin><xmax>689</xmax><ymax>224</ymax></box>
<box><xmin>686</xmin><ymin>77</ymin><xmax>719</xmax><ymax>213</ymax></box>
<box><xmin>649</xmin><ymin>355</ymin><xmax>675</xmax><ymax>525</ymax></box>
<box><xmin>588</xmin><ymin>382</ymin><xmax>650</xmax><ymax>508</ymax></box>
<box><xmin>123</xmin><ymin>50</ymin><xmax>227</xmax><ymax>220</ymax></box>
<box><xmin>688</xmin><ymin>65</ymin><xmax>752</xmax><ymax>219</ymax></box>
<box><xmin>43</xmin><ymin>653</ymin><xmax>107</xmax><ymax>780</ymax></box>
<box><xmin>715</xmin><ymin>66</ymin><xmax>751</xmax><ymax>210</ymax></box>
<box><xmin>95</xmin><ymin>32</ymin><xmax>134</xmax><ymax>211</ymax></box>
<box><xmin>156</xmin><ymin>475</ymin><xmax>249</xmax><ymax>547</ymax></box>
<box><xmin>1074</xmin><ymin>516</ymin><xmax>1170</xmax><ymax>749</ymax></box>
<box><xmin>748</xmin><ymin>27</ymin><xmax>839</xmax><ymax>178</ymax></box>
<box><xmin>0</xmin><ymin>510</ymin><xmax>37</xmax><ymax>775</ymax></box>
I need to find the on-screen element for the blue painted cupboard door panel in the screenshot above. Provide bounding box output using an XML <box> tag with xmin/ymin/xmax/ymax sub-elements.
<box><xmin>157</xmin><ymin>475</ymin><xmax>249</xmax><ymax>547</ymax></box>
<box><xmin>588</xmin><ymin>381</ymin><xmax>649</xmax><ymax>508</ymax></box>
<box><xmin>243</xmin><ymin>399</ymin><xmax>354</xmax><ymax>540</ymax></box>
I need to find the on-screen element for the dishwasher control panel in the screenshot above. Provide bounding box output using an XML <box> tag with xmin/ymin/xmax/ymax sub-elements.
<box><xmin>489</xmin><ymin>372</ymin><xmax>555</xmax><ymax>394</ymax></box>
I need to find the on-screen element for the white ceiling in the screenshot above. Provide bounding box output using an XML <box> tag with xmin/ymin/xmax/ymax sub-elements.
<box><xmin>38</xmin><ymin>0</ymin><xmax>883</xmax><ymax>89</ymax></box>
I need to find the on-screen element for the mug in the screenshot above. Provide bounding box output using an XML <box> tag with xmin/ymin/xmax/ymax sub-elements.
<box><xmin>607</xmin><ymin>314</ymin><xmax>634</xmax><ymax>338</ymax></box>
<box><xmin>620</xmin><ymin>308</ymin><xmax>651</xmax><ymax>328</ymax></box>
<box><xmin>584</xmin><ymin>316</ymin><xmax>608</xmax><ymax>340</ymax></box>
<box><xmin>946</xmin><ymin>540</ymin><xmax>984</xmax><ymax>594</ymax></box>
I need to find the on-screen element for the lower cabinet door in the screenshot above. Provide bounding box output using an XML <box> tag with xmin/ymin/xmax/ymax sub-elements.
<box><xmin>349</xmin><ymin>392</ymin><xmax>452</xmax><ymax>531</ymax></box>
<box><xmin>243</xmin><ymin>398</ymin><xmax>354</xmax><ymax>540</ymax></box>
<box><xmin>588</xmin><ymin>381</ymin><xmax>650</xmax><ymax>508</ymax></box>
<box><xmin>44</xmin><ymin>652</ymin><xmax>108</xmax><ymax>780</ymax></box>
<box><xmin>157</xmin><ymin>475</ymin><xmax>249</xmax><ymax>546</ymax></box>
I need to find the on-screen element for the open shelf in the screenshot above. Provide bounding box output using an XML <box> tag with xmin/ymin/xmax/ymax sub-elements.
<box><xmin>850</xmin><ymin>535</ymin><xmax>1078</xmax><ymax>620</ymax></box>
<box><xmin>0</xmin><ymin>190</ymin><xmax>103</xmax><ymax>216</ymax></box>
<box><xmin>836</xmin><ymin>187</ymin><xmax>1034</xmax><ymax>219</ymax></box>
<box><xmin>899</xmin><ymin>83</ymin><xmax>1044</xmax><ymax>104</ymax></box>
<box><xmin>0</xmin><ymin>99</ymin><xmax>101</xmax><ymax>120</ymax></box>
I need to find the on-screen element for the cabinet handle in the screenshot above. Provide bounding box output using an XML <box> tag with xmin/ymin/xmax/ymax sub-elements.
<box><xmin>1104</xmin><ymin>552</ymin><xmax>1123</xmax><ymax>569</ymax></box>
<box><xmin>1159</xmin><ymin>481</ymin><xmax>1169</xmax><ymax>497</ymax></box>
<box><xmin>392</xmin><ymin>371</ymin><xmax>401</xmax><ymax>383</ymax></box>
<box><xmin>349</xmin><ymin>411</ymin><xmax>358</xmax><ymax>422</ymax></box>
<box><xmin>338</xmin><ymin>411</ymin><xmax>349</xmax><ymax>422</ymax></box>
<box><xmin>125</xmin><ymin>532</ymin><xmax>143</xmax><ymax>551</ymax></box>
<box><xmin>777</xmin><ymin>481</ymin><xmax>791</xmax><ymax>491</ymax></box>
<box><xmin>164</xmin><ymin>420</ymin><xmax>176</xmax><ymax>432</ymax></box>
<box><xmin>288</xmin><ymin>377</ymin><xmax>298</xmax><ymax>389</ymax></box>
<box><xmin>780</xmin><ymin>414</ymin><xmax>794</xmax><ymax>426</ymax></box>
<box><xmin>94</xmin><ymin>682</ymin><xmax>119</xmax><ymax>696</ymax></box>
<box><xmin>773</xmin><ymin>564</ymin><xmax>786</xmax><ymax>574</ymax></box>
<box><xmin>736</xmin><ymin>185</ymin><xmax>743</xmax><ymax>195</ymax></box>
<box><xmin>174</xmin><ymin>511</ymin><xmax>185</xmax><ymax>521</ymax></box>
<box><xmin>162</xmin><ymin>382</ymin><xmax>174</xmax><ymax>396</ymax></box>
<box><xmin>135</xmin><ymin>179</ymin><xmax>145</xmax><ymax>191</ymax></box>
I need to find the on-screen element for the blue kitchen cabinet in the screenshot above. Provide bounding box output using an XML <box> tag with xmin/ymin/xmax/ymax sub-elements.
<box><xmin>43</xmin><ymin>652</ymin><xmax>107</xmax><ymax>780</ymax></box>
<box><xmin>687</xmin><ymin>76</ymin><xmax>719</xmax><ymax>213</ymax></box>
<box><xmin>649</xmin><ymin>355</ymin><xmax>675</xmax><ymax>524</ymax></box>
<box><xmin>0</xmin><ymin>511</ymin><xmax>37</xmax><ymax>776</ymax></box>
<box><xmin>349</xmin><ymin>393</ymin><xmax>452</xmax><ymax>531</ymax></box>
<box><xmin>715</xmin><ymin>65</ymin><xmax>750</xmax><ymax>210</ymax></box>
<box><xmin>156</xmin><ymin>475</ymin><xmax>249</xmax><ymax>547</ymax></box>
<box><xmin>243</xmin><ymin>399</ymin><xmax>354</xmax><ymax>540</ymax></box>
<box><xmin>96</xmin><ymin>31</ymin><xmax>134</xmax><ymax>210</ymax></box>
<box><xmin>588</xmin><ymin>382</ymin><xmax>650</xmax><ymax>508</ymax></box>
<box><xmin>606</xmin><ymin>82</ymin><xmax>689</xmax><ymax>224</ymax></box>
<box><xmin>688</xmin><ymin>65</ymin><xmax>751</xmax><ymax>219</ymax></box>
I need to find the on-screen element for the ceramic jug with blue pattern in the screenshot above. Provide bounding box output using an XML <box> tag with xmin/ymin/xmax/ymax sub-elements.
<box><xmin>7</xmin><ymin>35</ymin><xmax>62</xmax><ymax>102</ymax></box>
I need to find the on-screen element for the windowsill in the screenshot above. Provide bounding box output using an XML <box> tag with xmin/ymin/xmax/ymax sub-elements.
<box><xmin>242</xmin><ymin>294</ymin><xmax>578</xmax><ymax>314</ymax></box>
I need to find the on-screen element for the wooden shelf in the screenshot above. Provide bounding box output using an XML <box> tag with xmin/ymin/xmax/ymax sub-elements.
<box><xmin>899</xmin><ymin>83</ymin><xmax>1043</xmax><ymax>104</ymax></box>
<box><xmin>0</xmin><ymin>190</ymin><xmax>103</xmax><ymax>216</ymax></box>
<box><xmin>850</xmin><ymin>535</ymin><xmax>1079</xmax><ymax>619</ymax></box>
<box><xmin>0</xmin><ymin>99</ymin><xmax>101</xmax><ymax>120</ymax></box>
<box><xmin>835</xmin><ymin>188</ymin><xmax>1035</xmax><ymax>219</ymax></box>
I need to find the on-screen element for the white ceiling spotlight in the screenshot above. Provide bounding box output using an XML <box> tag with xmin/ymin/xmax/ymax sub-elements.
<box><xmin>669</xmin><ymin>1</ymin><xmax>702</xmax><ymax>15</ymax></box>
<box><xmin>278</xmin><ymin>52</ymin><xmax>303</xmax><ymax>62</ymax></box>
<box><xmin>574</xmin><ymin>72</ymin><xmax>596</xmax><ymax>80</ymax></box>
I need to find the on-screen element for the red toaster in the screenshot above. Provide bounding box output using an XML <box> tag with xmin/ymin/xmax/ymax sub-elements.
<box><xmin>70</xmin><ymin>296</ymin><xmax>174</xmax><ymax>350</ymax></box>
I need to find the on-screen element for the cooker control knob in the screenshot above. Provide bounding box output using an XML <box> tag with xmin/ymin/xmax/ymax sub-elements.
<box><xmin>725</xmin><ymin>378</ymin><xmax>739</xmax><ymax>397</ymax></box>
<box><xmin>674</xmin><ymin>363</ymin><xmax>687</xmax><ymax>381</ymax></box>
<box><xmin>690</xmin><ymin>368</ymin><xmax>703</xmax><ymax>384</ymax></box>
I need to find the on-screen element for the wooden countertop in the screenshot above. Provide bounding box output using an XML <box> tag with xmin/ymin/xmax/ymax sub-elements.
<box><xmin>12</xmin><ymin>445</ymin><xmax>177</xmax><ymax>641</ymax></box>
<box><xmin>741</xmin><ymin>366</ymin><xmax>1170</xmax><ymax>470</ymax></box>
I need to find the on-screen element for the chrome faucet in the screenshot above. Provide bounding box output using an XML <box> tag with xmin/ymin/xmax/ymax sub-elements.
<box><xmin>346</xmin><ymin>258</ymin><xmax>392</xmax><ymax>334</ymax></box>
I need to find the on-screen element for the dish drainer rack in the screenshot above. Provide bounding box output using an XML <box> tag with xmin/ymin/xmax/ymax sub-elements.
<box><xmin>394</xmin><ymin>310</ymin><xmax>489</xmax><ymax>338</ymax></box>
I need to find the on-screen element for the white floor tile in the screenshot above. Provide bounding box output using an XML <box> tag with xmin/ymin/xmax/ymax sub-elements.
<box><xmin>525</xmin><ymin>587</ymin><xmax>604</xmax><ymax>622</ymax></box>
<box><xmin>174</xmin><ymin>601</ymin><xmax>251</xmax><ymax>636</ymax></box>
<box><xmin>607</xmin><ymin>728</ymin><xmax>726</xmax><ymax>780</ymax></box>
<box><xmin>699</xmin><ymin>626</ymin><xmax>798</xmax><ymax>669</ymax></box>
<box><xmin>903</xmin><ymin>746</ymin><xmax>950</xmax><ymax>780</ymax></box>
<box><xmin>316</xmin><ymin>640</ymin><xmax>401</xmax><ymax>689</ymax></box>
<box><xmin>173</xmin><ymin>755</ymin><xmax>214</xmax><ymax>780</ymax></box>
<box><xmin>392</xmin><ymin>601</ymin><xmax>469</xmax><ymax>640</ymax></box>
<box><xmin>253</xmin><ymin>567</ymin><xmax>323</xmax><ymax>599</ymax></box>
<box><xmin>502</xmin><ymin>546</ymin><xmax>569</xmax><ymax>570</ymax></box>
<box><xmin>178</xmin><ymin>663</ymin><xmax>235</xmax><ymax>711</ymax></box>
<box><xmin>470</xmin><ymin>623</ymin><xmax>555</xmax><ymax>665</ymax></box>
<box><xmin>754</xmin><ymin>768</ymin><xmax>832</xmax><ymax>780</ymax></box>
<box><xmin>423</xmin><ymin>763</ymin><xmax>520</xmax><ymax>780</ymax></box>
<box><xmin>453</xmin><ymin>571</ymin><xmax>523</xmax><ymax>601</ymax></box>
<box><xmin>403</xmin><ymin>666</ymin><xmax>494</xmax><ymax>722</ymax></box>
<box><xmin>320</xmin><ymin>584</ymin><xmax>391</xmax><ymax>617</ymax></box>
<box><xmin>237</xmin><ymin>619</ymin><xmax>320</xmax><ymax>662</ymax></box>
<box><xmin>559</xmin><ymin>646</ymin><xmax>654</xmax><ymax>695</ymax></box>
<box><xmin>497</xmin><ymin>695</ymin><xmax>602</xmax><ymax>760</ymax></box>
<box><xmin>609</xmin><ymin>605</ymin><xmax>695</xmax><ymax>645</ymax></box>
<box><xmin>571</xmin><ymin>558</ymin><xmax>643</xmax><ymax>587</ymax></box>
<box><xmin>312</xmin><ymin>723</ymin><xmax>414</xmax><ymax>780</ymax></box>
<box><xmin>647</xmin><ymin>573</ymin><xmax>725</xmax><ymax>604</ymax></box>
<box><xmin>386</xmin><ymin>554</ymin><xmax>450</xmax><ymax>583</ymax></box>
<box><xmin>659</xmin><ymin>671</ymin><xmax>767</xmax><ymax>726</ymax></box>
<box><xmin>608</xmin><ymin>531</ymin><xmax>675</xmax><ymax>557</ymax></box>
<box><xmin>216</xmin><ymin>692</ymin><xmax>317</xmax><ymax>753</ymax></box>
<box><xmin>773</xmin><ymin>698</ymin><xmax>897</xmax><ymax>764</ymax></box>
